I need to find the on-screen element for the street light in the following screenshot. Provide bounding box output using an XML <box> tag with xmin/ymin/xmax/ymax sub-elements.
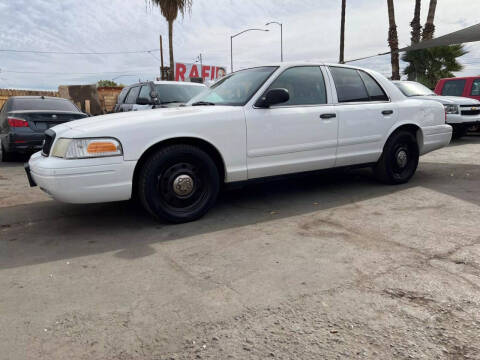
<box><xmin>266</xmin><ymin>21</ymin><xmax>283</xmax><ymax>62</ymax></box>
<box><xmin>230</xmin><ymin>28</ymin><xmax>269</xmax><ymax>73</ymax></box>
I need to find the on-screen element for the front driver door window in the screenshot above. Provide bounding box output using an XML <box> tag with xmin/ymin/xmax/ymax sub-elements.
<box><xmin>133</xmin><ymin>85</ymin><xmax>153</xmax><ymax>111</ymax></box>
<box><xmin>244</xmin><ymin>66</ymin><xmax>338</xmax><ymax>178</ymax></box>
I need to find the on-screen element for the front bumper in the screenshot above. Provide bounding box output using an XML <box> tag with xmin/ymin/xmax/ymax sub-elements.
<box><xmin>27</xmin><ymin>152</ymin><xmax>136</xmax><ymax>203</ymax></box>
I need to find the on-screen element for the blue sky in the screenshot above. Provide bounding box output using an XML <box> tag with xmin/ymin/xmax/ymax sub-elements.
<box><xmin>0</xmin><ymin>0</ymin><xmax>479</xmax><ymax>90</ymax></box>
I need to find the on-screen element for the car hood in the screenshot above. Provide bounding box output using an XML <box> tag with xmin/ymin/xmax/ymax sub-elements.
<box><xmin>61</xmin><ymin>105</ymin><xmax>240</xmax><ymax>133</ymax></box>
<box><xmin>413</xmin><ymin>95</ymin><xmax>480</xmax><ymax>105</ymax></box>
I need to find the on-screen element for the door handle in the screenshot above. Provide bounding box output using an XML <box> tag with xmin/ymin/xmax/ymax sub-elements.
<box><xmin>320</xmin><ymin>113</ymin><xmax>336</xmax><ymax>119</ymax></box>
<box><xmin>382</xmin><ymin>110</ymin><xmax>394</xmax><ymax>115</ymax></box>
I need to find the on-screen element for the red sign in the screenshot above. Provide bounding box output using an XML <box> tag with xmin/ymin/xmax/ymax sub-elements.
<box><xmin>175</xmin><ymin>62</ymin><xmax>227</xmax><ymax>82</ymax></box>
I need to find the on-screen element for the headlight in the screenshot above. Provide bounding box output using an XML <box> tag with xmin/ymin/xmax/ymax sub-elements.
<box><xmin>51</xmin><ymin>138</ymin><xmax>123</xmax><ymax>159</ymax></box>
<box><xmin>444</xmin><ymin>104</ymin><xmax>459</xmax><ymax>114</ymax></box>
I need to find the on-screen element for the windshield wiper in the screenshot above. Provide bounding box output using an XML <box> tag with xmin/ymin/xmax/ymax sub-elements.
<box><xmin>161</xmin><ymin>100</ymin><xmax>184</xmax><ymax>104</ymax></box>
<box><xmin>191</xmin><ymin>101</ymin><xmax>216</xmax><ymax>106</ymax></box>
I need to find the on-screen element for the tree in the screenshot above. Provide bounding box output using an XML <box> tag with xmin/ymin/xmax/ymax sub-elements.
<box><xmin>339</xmin><ymin>0</ymin><xmax>346</xmax><ymax>63</ymax></box>
<box><xmin>147</xmin><ymin>0</ymin><xmax>192</xmax><ymax>80</ymax></box>
<box><xmin>407</xmin><ymin>0</ymin><xmax>422</xmax><ymax>80</ymax></box>
<box><xmin>402</xmin><ymin>44</ymin><xmax>467</xmax><ymax>89</ymax></box>
<box><xmin>422</xmin><ymin>0</ymin><xmax>437</xmax><ymax>40</ymax></box>
<box><xmin>410</xmin><ymin>0</ymin><xmax>422</xmax><ymax>44</ymax></box>
<box><xmin>97</xmin><ymin>80</ymin><xmax>123</xmax><ymax>87</ymax></box>
<box><xmin>386</xmin><ymin>0</ymin><xmax>400</xmax><ymax>80</ymax></box>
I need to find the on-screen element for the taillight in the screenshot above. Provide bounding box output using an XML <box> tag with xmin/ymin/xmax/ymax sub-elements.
<box><xmin>8</xmin><ymin>117</ymin><xmax>29</xmax><ymax>127</ymax></box>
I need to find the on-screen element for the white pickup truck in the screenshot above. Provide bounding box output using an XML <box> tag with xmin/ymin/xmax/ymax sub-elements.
<box><xmin>394</xmin><ymin>80</ymin><xmax>480</xmax><ymax>138</ymax></box>
<box><xmin>26</xmin><ymin>63</ymin><xmax>452</xmax><ymax>222</ymax></box>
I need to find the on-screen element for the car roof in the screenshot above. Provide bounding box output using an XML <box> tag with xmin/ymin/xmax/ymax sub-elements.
<box><xmin>9</xmin><ymin>96</ymin><xmax>67</xmax><ymax>100</ymax></box>
<box><xmin>126</xmin><ymin>81</ymin><xmax>206</xmax><ymax>87</ymax></box>
<box><xmin>152</xmin><ymin>81</ymin><xmax>206</xmax><ymax>86</ymax></box>
<box><xmin>232</xmin><ymin>61</ymin><xmax>376</xmax><ymax>73</ymax></box>
<box><xmin>439</xmin><ymin>76</ymin><xmax>480</xmax><ymax>81</ymax></box>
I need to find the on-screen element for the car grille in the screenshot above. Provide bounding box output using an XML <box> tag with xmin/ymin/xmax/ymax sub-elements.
<box><xmin>41</xmin><ymin>129</ymin><xmax>56</xmax><ymax>156</ymax></box>
<box><xmin>460</xmin><ymin>105</ymin><xmax>480</xmax><ymax>116</ymax></box>
<box><xmin>461</xmin><ymin>109</ymin><xmax>480</xmax><ymax>116</ymax></box>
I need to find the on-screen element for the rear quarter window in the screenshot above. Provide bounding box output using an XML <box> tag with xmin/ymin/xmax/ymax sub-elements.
<box><xmin>441</xmin><ymin>79</ymin><xmax>466</xmax><ymax>96</ymax></box>
<box><xmin>117</xmin><ymin>87</ymin><xmax>129</xmax><ymax>104</ymax></box>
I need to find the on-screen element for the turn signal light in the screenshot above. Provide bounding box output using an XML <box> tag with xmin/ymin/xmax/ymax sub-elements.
<box><xmin>86</xmin><ymin>142</ymin><xmax>118</xmax><ymax>153</ymax></box>
<box><xmin>8</xmin><ymin>117</ymin><xmax>29</xmax><ymax>127</ymax></box>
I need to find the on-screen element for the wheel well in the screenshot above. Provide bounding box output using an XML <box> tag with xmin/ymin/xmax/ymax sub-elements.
<box><xmin>389</xmin><ymin>124</ymin><xmax>423</xmax><ymax>150</ymax></box>
<box><xmin>131</xmin><ymin>137</ymin><xmax>226</xmax><ymax>198</ymax></box>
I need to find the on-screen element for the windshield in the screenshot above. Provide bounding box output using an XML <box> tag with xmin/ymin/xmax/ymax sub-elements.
<box><xmin>395</xmin><ymin>82</ymin><xmax>435</xmax><ymax>97</ymax></box>
<box><xmin>187</xmin><ymin>66</ymin><xmax>278</xmax><ymax>106</ymax></box>
<box><xmin>154</xmin><ymin>84</ymin><xmax>205</xmax><ymax>104</ymax></box>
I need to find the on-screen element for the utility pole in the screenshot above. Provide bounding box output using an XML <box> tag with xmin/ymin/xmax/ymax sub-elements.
<box><xmin>160</xmin><ymin>35</ymin><xmax>165</xmax><ymax>80</ymax></box>
<box><xmin>339</xmin><ymin>0</ymin><xmax>346</xmax><ymax>63</ymax></box>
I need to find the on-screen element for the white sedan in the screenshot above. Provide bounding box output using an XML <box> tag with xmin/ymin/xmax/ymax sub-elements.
<box><xmin>26</xmin><ymin>62</ymin><xmax>452</xmax><ymax>222</ymax></box>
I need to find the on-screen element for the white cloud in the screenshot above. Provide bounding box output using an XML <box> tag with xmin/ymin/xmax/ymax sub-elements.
<box><xmin>0</xmin><ymin>0</ymin><xmax>479</xmax><ymax>89</ymax></box>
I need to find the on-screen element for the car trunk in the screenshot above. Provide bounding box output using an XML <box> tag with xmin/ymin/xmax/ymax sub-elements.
<box><xmin>8</xmin><ymin>110</ymin><xmax>87</xmax><ymax>132</ymax></box>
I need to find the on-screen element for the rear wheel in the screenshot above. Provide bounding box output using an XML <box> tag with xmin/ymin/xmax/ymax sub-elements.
<box><xmin>138</xmin><ymin>144</ymin><xmax>220</xmax><ymax>223</ymax></box>
<box><xmin>374</xmin><ymin>130</ymin><xmax>419</xmax><ymax>184</ymax></box>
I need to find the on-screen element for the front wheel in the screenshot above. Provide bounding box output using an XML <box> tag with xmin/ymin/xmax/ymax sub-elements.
<box><xmin>451</xmin><ymin>124</ymin><xmax>467</xmax><ymax>139</ymax></box>
<box><xmin>138</xmin><ymin>144</ymin><xmax>220</xmax><ymax>223</ymax></box>
<box><xmin>374</xmin><ymin>130</ymin><xmax>419</xmax><ymax>184</ymax></box>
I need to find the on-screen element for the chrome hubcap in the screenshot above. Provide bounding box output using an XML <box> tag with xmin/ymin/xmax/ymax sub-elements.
<box><xmin>396</xmin><ymin>150</ymin><xmax>408</xmax><ymax>168</ymax></box>
<box><xmin>172</xmin><ymin>174</ymin><xmax>194</xmax><ymax>196</ymax></box>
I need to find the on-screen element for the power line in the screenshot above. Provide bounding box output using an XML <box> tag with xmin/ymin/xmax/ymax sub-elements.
<box><xmin>0</xmin><ymin>48</ymin><xmax>160</xmax><ymax>55</ymax></box>
<box><xmin>1</xmin><ymin>69</ymin><xmax>157</xmax><ymax>75</ymax></box>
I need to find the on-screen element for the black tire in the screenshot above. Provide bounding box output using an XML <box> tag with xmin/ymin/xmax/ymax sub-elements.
<box><xmin>0</xmin><ymin>139</ymin><xmax>10</xmax><ymax>162</ymax></box>
<box><xmin>451</xmin><ymin>124</ymin><xmax>467</xmax><ymax>139</ymax></box>
<box><xmin>138</xmin><ymin>144</ymin><xmax>220</xmax><ymax>223</ymax></box>
<box><xmin>374</xmin><ymin>130</ymin><xmax>419</xmax><ymax>185</ymax></box>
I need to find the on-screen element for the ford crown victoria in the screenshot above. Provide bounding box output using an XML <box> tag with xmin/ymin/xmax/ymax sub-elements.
<box><xmin>26</xmin><ymin>63</ymin><xmax>452</xmax><ymax>222</ymax></box>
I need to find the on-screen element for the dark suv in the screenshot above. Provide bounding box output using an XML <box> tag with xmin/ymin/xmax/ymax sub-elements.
<box><xmin>0</xmin><ymin>96</ymin><xmax>87</xmax><ymax>161</ymax></box>
<box><xmin>113</xmin><ymin>80</ymin><xmax>206</xmax><ymax>113</ymax></box>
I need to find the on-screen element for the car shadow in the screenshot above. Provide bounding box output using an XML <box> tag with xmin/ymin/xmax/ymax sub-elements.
<box><xmin>1</xmin><ymin>158</ymin><xmax>479</xmax><ymax>270</ymax></box>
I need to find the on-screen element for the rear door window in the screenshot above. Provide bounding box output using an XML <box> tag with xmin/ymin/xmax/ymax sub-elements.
<box><xmin>125</xmin><ymin>86</ymin><xmax>140</xmax><ymax>104</ymax></box>
<box><xmin>471</xmin><ymin>79</ymin><xmax>480</xmax><ymax>96</ymax></box>
<box><xmin>441</xmin><ymin>79</ymin><xmax>466</xmax><ymax>96</ymax></box>
<box><xmin>330</xmin><ymin>67</ymin><xmax>369</xmax><ymax>103</ymax></box>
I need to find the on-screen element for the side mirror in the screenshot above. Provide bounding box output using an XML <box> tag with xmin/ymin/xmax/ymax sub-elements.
<box><xmin>150</xmin><ymin>90</ymin><xmax>158</xmax><ymax>99</ymax></box>
<box><xmin>137</xmin><ymin>97</ymin><xmax>151</xmax><ymax>105</ymax></box>
<box><xmin>256</xmin><ymin>88</ymin><xmax>290</xmax><ymax>108</ymax></box>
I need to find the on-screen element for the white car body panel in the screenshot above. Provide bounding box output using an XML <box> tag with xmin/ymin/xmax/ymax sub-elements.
<box><xmin>28</xmin><ymin>62</ymin><xmax>452</xmax><ymax>204</ymax></box>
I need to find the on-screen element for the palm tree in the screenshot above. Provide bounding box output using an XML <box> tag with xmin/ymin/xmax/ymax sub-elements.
<box><xmin>339</xmin><ymin>0</ymin><xmax>346</xmax><ymax>63</ymax></box>
<box><xmin>147</xmin><ymin>0</ymin><xmax>192</xmax><ymax>80</ymax></box>
<box><xmin>422</xmin><ymin>0</ymin><xmax>437</xmax><ymax>40</ymax></box>
<box><xmin>386</xmin><ymin>0</ymin><xmax>400</xmax><ymax>80</ymax></box>
<box><xmin>407</xmin><ymin>0</ymin><xmax>422</xmax><ymax>80</ymax></box>
<box><xmin>403</xmin><ymin>44</ymin><xmax>467</xmax><ymax>89</ymax></box>
<box><xmin>410</xmin><ymin>0</ymin><xmax>422</xmax><ymax>44</ymax></box>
